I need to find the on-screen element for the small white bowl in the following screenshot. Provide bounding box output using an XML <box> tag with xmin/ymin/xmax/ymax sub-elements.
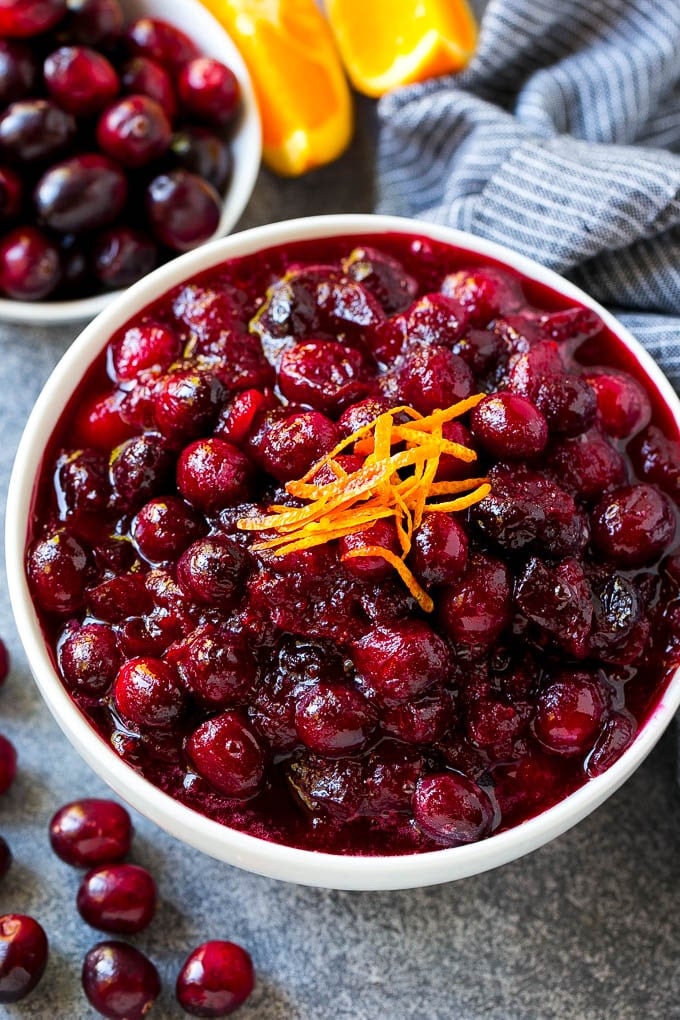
<box><xmin>7</xmin><ymin>214</ymin><xmax>680</xmax><ymax>889</ymax></box>
<box><xmin>0</xmin><ymin>0</ymin><xmax>261</xmax><ymax>325</ymax></box>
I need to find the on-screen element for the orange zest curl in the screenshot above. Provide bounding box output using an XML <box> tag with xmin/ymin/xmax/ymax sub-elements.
<box><xmin>237</xmin><ymin>396</ymin><xmax>491</xmax><ymax>611</ymax></box>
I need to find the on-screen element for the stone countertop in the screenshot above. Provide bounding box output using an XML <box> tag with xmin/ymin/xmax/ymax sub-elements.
<box><xmin>2</xmin><ymin>97</ymin><xmax>680</xmax><ymax>1020</ymax></box>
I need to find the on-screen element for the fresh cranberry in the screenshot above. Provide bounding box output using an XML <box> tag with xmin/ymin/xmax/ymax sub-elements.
<box><xmin>177</xmin><ymin>536</ymin><xmax>246</xmax><ymax>607</ymax></box>
<box><xmin>82</xmin><ymin>941</ymin><xmax>160</xmax><ymax>1020</ymax></box>
<box><xmin>413</xmin><ymin>772</ymin><xmax>493</xmax><ymax>845</ymax></box>
<box><xmin>396</xmin><ymin>344</ymin><xmax>474</xmax><ymax>415</ymax></box>
<box><xmin>252</xmin><ymin>410</ymin><xmax>339</xmax><ymax>482</ymax></box>
<box><xmin>0</xmin><ymin>40</ymin><xmax>37</xmax><ymax>104</ymax></box>
<box><xmin>171</xmin><ymin>624</ymin><xmax>256</xmax><ymax>709</ymax></box>
<box><xmin>187</xmin><ymin>711</ymin><xmax>265</xmax><ymax>798</ymax></box>
<box><xmin>352</xmin><ymin>620</ymin><xmax>450</xmax><ymax>705</ymax></box>
<box><xmin>0</xmin><ymin>736</ymin><xmax>16</xmax><ymax>795</ymax></box>
<box><xmin>177</xmin><ymin>438</ymin><xmax>253</xmax><ymax>512</ymax></box>
<box><xmin>0</xmin><ymin>98</ymin><xmax>74</xmax><ymax>162</ymax></box>
<box><xmin>471</xmin><ymin>392</ymin><xmax>548</xmax><ymax>458</ymax></box>
<box><xmin>0</xmin><ymin>837</ymin><xmax>11</xmax><ymax>881</ymax></box>
<box><xmin>176</xmin><ymin>940</ymin><xmax>254</xmax><ymax>1018</ymax></box>
<box><xmin>441</xmin><ymin>267</ymin><xmax>522</xmax><ymax>325</ymax></box>
<box><xmin>0</xmin><ymin>914</ymin><xmax>48</xmax><ymax>1004</ymax></box>
<box><xmin>34</xmin><ymin>153</ymin><xmax>127</xmax><ymax>233</ymax></box>
<box><xmin>410</xmin><ymin>513</ymin><xmax>468</xmax><ymax>586</ymax></box>
<box><xmin>49</xmin><ymin>798</ymin><xmax>132</xmax><ymax>867</ymax></box>
<box><xmin>96</xmin><ymin>94</ymin><xmax>170</xmax><ymax>169</ymax></box>
<box><xmin>178</xmin><ymin>58</ymin><xmax>239</xmax><ymax>127</ymax></box>
<box><xmin>170</xmin><ymin>125</ymin><xmax>232</xmax><ymax>192</ymax></box>
<box><xmin>111</xmin><ymin>323</ymin><xmax>181</xmax><ymax>383</ymax></box>
<box><xmin>146</xmin><ymin>170</ymin><xmax>221</xmax><ymax>252</ymax></box>
<box><xmin>125</xmin><ymin>17</ymin><xmax>199</xmax><ymax>70</ymax></box>
<box><xmin>58</xmin><ymin>622</ymin><xmax>120</xmax><ymax>695</ymax></box>
<box><xmin>113</xmin><ymin>656</ymin><xmax>185</xmax><ymax>729</ymax></box>
<box><xmin>339</xmin><ymin>519</ymin><xmax>401</xmax><ymax>581</ymax></box>
<box><xmin>439</xmin><ymin>552</ymin><xmax>511</xmax><ymax>659</ymax></box>
<box><xmin>44</xmin><ymin>45</ymin><xmax>118</xmax><ymax>115</ymax></box>
<box><xmin>0</xmin><ymin>0</ymin><xmax>65</xmax><ymax>37</ymax></box>
<box><xmin>77</xmin><ymin>863</ymin><xmax>156</xmax><ymax>934</ymax></box>
<box><xmin>629</xmin><ymin>425</ymin><xmax>680</xmax><ymax>503</ymax></box>
<box><xmin>0</xmin><ymin>166</ymin><xmax>22</xmax><ymax>220</ymax></box>
<box><xmin>0</xmin><ymin>639</ymin><xmax>8</xmax><ymax>687</ymax></box>
<box><xmin>584</xmin><ymin>369</ymin><xmax>652</xmax><ymax>438</ymax></box>
<box><xmin>278</xmin><ymin>340</ymin><xmax>370</xmax><ymax>415</ymax></box>
<box><xmin>154</xmin><ymin>369</ymin><xmax>226</xmax><ymax>441</ymax></box>
<box><xmin>591</xmin><ymin>484</ymin><xmax>676</xmax><ymax>567</ymax></box>
<box><xmin>27</xmin><ymin>529</ymin><xmax>89</xmax><ymax>614</ymax></box>
<box><xmin>382</xmin><ymin>689</ymin><xmax>454</xmax><ymax>744</ymax></box>
<box><xmin>0</xmin><ymin>227</ymin><xmax>60</xmax><ymax>300</ymax></box>
<box><xmin>534</xmin><ymin>671</ymin><xmax>607</xmax><ymax>756</ymax></box>
<box><xmin>109</xmin><ymin>434</ymin><xmax>174</xmax><ymax>508</ymax></box>
<box><xmin>547</xmin><ymin>429</ymin><xmax>627</xmax><ymax>501</ymax></box>
<box><xmin>94</xmin><ymin>226</ymin><xmax>157</xmax><ymax>290</ymax></box>
<box><xmin>121</xmin><ymin>56</ymin><xmax>175</xmax><ymax>118</ymax></box>
<box><xmin>59</xmin><ymin>0</ymin><xmax>123</xmax><ymax>48</ymax></box>
<box><xmin>132</xmin><ymin>495</ymin><xmax>205</xmax><ymax>562</ymax></box>
<box><xmin>295</xmin><ymin>681</ymin><xmax>375</xmax><ymax>757</ymax></box>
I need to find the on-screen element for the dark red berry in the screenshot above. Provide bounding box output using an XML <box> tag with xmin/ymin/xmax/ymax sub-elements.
<box><xmin>58</xmin><ymin>622</ymin><xmax>120</xmax><ymax>695</ymax></box>
<box><xmin>0</xmin><ymin>736</ymin><xmax>16</xmax><ymax>795</ymax></box>
<box><xmin>94</xmin><ymin>226</ymin><xmax>157</xmax><ymax>290</ymax></box>
<box><xmin>413</xmin><ymin>772</ymin><xmax>493</xmax><ymax>845</ymax></box>
<box><xmin>439</xmin><ymin>552</ymin><xmax>511</xmax><ymax>659</ymax></box>
<box><xmin>0</xmin><ymin>40</ymin><xmax>37</xmax><ymax>104</ymax></box>
<box><xmin>471</xmin><ymin>392</ymin><xmax>548</xmax><ymax>458</ymax></box>
<box><xmin>82</xmin><ymin>941</ymin><xmax>160</xmax><ymax>1020</ymax></box>
<box><xmin>146</xmin><ymin>170</ymin><xmax>221</xmax><ymax>252</ymax></box>
<box><xmin>0</xmin><ymin>226</ymin><xmax>60</xmax><ymax>300</ymax></box>
<box><xmin>410</xmin><ymin>513</ymin><xmax>468</xmax><ymax>586</ymax></box>
<box><xmin>534</xmin><ymin>672</ymin><xmax>607</xmax><ymax>756</ymax></box>
<box><xmin>397</xmin><ymin>344</ymin><xmax>474</xmax><ymax>415</ymax></box>
<box><xmin>187</xmin><ymin>711</ymin><xmax>265</xmax><ymax>798</ymax></box>
<box><xmin>124</xmin><ymin>17</ymin><xmax>199</xmax><ymax>70</ymax></box>
<box><xmin>339</xmin><ymin>519</ymin><xmax>401</xmax><ymax>582</ymax></box>
<box><xmin>176</xmin><ymin>940</ymin><xmax>254</xmax><ymax>1018</ymax></box>
<box><xmin>111</xmin><ymin>322</ymin><xmax>180</xmax><ymax>382</ymax></box>
<box><xmin>584</xmin><ymin>369</ymin><xmax>651</xmax><ymax>438</ymax></box>
<box><xmin>60</xmin><ymin>0</ymin><xmax>123</xmax><ymax>48</ymax></box>
<box><xmin>170</xmin><ymin>126</ymin><xmax>232</xmax><ymax>192</ymax></box>
<box><xmin>0</xmin><ymin>98</ymin><xmax>75</xmax><ymax>162</ymax></box>
<box><xmin>113</xmin><ymin>656</ymin><xmax>185</xmax><ymax>729</ymax></box>
<box><xmin>49</xmin><ymin>798</ymin><xmax>132</xmax><ymax>867</ymax></box>
<box><xmin>97</xmin><ymin>95</ymin><xmax>170</xmax><ymax>168</ymax></box>
<box><xmin>120</xmin><ymin>56</ymin><xmax>175</xmax><ymax>119</ymax></box>
<box><xmin>0</xmin><ymin>165</ymin><xmax>22</xmax><ymax>220</ymax></box>
<box><xmin>251</xmin><ymin>410</ymin><xmax>339</xmax><ymax>482</ymax></box>
<box><xmin>352</xmin><ymin>620</ymin><xmax>450</xmax><ymax>706</ymax></box>
<box><xmin>177</xmin><ymin>438</ymin><xmax>253</xmax><ymax>512</ymax></box>
<box><xmin>278</xmin><ymin>340</ymin><xmax>370</xmax><ymax>415</ymax></box>
<box><xmin>0</xmin><ymin>914</ymin><xmax>48</xmax><ymax>1004</ymax></box>
<box><xmin>34</xmin><ymin>153</ymin><xmax>128</xmax><ymax>233</ymax></box>
<box><xmin>178</xmin><ymin>58</ymin><xmax>240</xmax><ymax>127</ymax></box>
<box><xmin>0</xmin><ymin>0</ymin><xmax>66</xmax><ymax>37</ymax></box>
<box><xmin>171</xmin><ymin>624</ymin><xmax>256</xmax><ymax>710</ymax></box>
<box><xmin>44</xmin><ymin>45</ymin><xmax>118</xmax><ymax>115</ymax></box>
<box><xmin>77</xmin><ymin>863</ymin><xmax>156</xmax><ymax>934</ymax></box>
<box><xmin>27</xmin><ymin>529</ymin><xmax>89</xmax><ymax>614</ymax></box>
<box><xmin>177</xmin><ymin>536</ymin><xmax>245</xmax><ymax>607</ymax></box>
<box><xmin>591</xmin><ymin>483</ymin><xmax>676</xmax><ymax>567</ymax></box>
<box><xmin>295</xmin><ymin>681</ymin><xmax>375</xmax><ymax>757</ymax></box>
<box><xmin>441</xmin><ymin>267</ymin><xmax>522</xmax><ymax>325</ymax></box>
<box><xmin>132</xmin><ymin>496</ymin><xmax>206</xmax><ymax>562</ymax></box>
<box><xmin>154</xmin><ymin>369</ymin><xmax>226</xmax><ymax>441</ymax></box>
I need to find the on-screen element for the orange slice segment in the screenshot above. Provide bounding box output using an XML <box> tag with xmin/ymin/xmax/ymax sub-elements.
<box><xmin>326</xmin><ymin>0</ymin><xmax>478</xmax><ymax>98</ymax></box>
<box><xmin>200</xmin><ymin>0</ymin><xmax>353</xmax><ymax>176</ymax></box>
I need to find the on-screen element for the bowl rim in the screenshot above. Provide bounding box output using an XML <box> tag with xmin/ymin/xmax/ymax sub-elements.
<box><xmin>0</xmin><ymin>0</ymin><xmax>262</xmax><ymax>326</ymax></box>
<box><xmin>7</xmin><ymin>212</ymin><xmax>680</xmax><ymax>890</ymax></box>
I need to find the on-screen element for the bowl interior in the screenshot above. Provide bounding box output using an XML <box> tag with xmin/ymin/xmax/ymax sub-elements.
<box><xmin>0</xmin><ymin>0</ymin><xmax>261</xmax><ymax>326</ymax></box>
<box><xmin>7</xmin><ymin>213</ymin><xmax>680</xmax><ymax>889</ymax></box>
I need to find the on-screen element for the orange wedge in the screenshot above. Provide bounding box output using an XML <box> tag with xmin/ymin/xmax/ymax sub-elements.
<box><xmin>200</xmin><ymin>0</ymin><xmax>353</xmax><ymax>176</ymax></box>
<box><xmin>326</xmin><ymin>0</ymin><xmax>478</xmax><ymax>98</ymax></box>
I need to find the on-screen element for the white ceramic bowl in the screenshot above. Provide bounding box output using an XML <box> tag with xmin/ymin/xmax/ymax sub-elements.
<box><xmin>7</xmin><ymin>214</ymin><xmax>680</xmax><ymax>889</ymax></box>
<box><xmin>0</xmin><ymin>0</ymin><xmax>261</xmax><ymax>325</ymax></box>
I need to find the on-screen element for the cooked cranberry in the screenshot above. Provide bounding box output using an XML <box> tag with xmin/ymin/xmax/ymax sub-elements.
<box><xmin>154</xmin><ymin>369</ymin><xmax>226</xmax><ymax>441</ymax></box>
<box><xmin>585</xmin><ymin>711</ymin><xmax>636</xmax><ymax>777</ymax></box>
<box><xmin>113</xmin><ymin>656</ymin><xmax>185</xmax><ymax>729</ymax></box>
<box><xmin>111</xmin><ymin>323</ymin><xmax>181</xmax><ymax>383</ymax></box>
<box><xmin>339</xmin><ymin>519</ymin><xmax>401</xmax><ymax>581</ymax></box>
<box><xmin>548</xmin><ymin>429</ymin><xmax>627</xmax><ymax>501</ymax></box>
<box><xmin>94</xmin><ymin>226</ymin><xmax>157</xmax><ymax>290</ymax></box>
<box><xmin>589</xmin><ymin>572</ymin><xmax>642</xmax><ymax>662</ymax></box>
<box><xmin>176</xmin><ymin>940</ymin><xmax>254</xmax><ymax>1018</ymax></box>
<box><xmin>352</xmin><ymin>620</ymin><xmax>450</xmax><ymax>705</ymax></box>
<box><xmin>295</xmin><ymin>681</ymin><xmax>375</xmax><ymax>757</ymax></box>
<box><xmin>177</xmin><ymin>536</ymin><xmax>246</xmax><ymax>606</ymax></box>
<box><xmin>337</xmin><ymin>396</ymin><xmax>392</xmax><ymax>436</ymax></box>
<box><xmin>82</xmin><ymin>941</ymin><xmax>160</xmax><ymax>1020</ymax></box>
<box><xmin>0</xmin><ymin>99</ymin><xmax>74</xmax><ymax>163</ymax></box>
<box><xmin>121</xmin><ymin>56</ymin><xmax>175</xmax><ymax>119</ymax></box>
<box><xmin>55</xmin><ymin>448</ymin><xmax>109</xmax><ymax>515</ymax></box>
<box><xmin>171</xmin><ymin>624</ymin><xmax>256</xmax><ymax>709</ymax></box>
<box><xmin>170</xmin><ymin>125</ymin><xmax>232</xmax><ymax>192</ymax></box>
<box><xmin>0</xmin><ymin>41</ymin><xmax>37</xmax><ymax>104</ymax></box>
<box><xmin>187</xmin><ymin>711</ymin><xmax>265</xmax><ymax>798</ymax></box>
<box><xmin>0</xmin><ymin>736</ymin><xmax>16</xmax><ymax>795</ymax></box>
<box><xmin>584</xmin><ymin>369</ymin><xmax>652</xmax><ymax>439</ymax></box>
<box><xmin>398</xmin><ymin>292</ymin><xmax>470</xmax><ymax>349</ymax></box>
<box><xmin>252</xmin><ymin>410</ymin><xmax>339</xmax><ymax>482</ymax></box>
<box><xmin>441</xmin><ymin>267</ymin><xmax>522</xmax><ymax>324</ymax></box>
<box><xmin>59</xmin><ymin>622</ymin><xmax>120</xmax><ymax>695</ymax></box>
<box><xmin>214</xmin><ymin>388</ymin><xmax>275</xmax><ymax>446</ymax></box>
<box><xmin>534</xmin><ymin>671</ymin><xmax>607</xmax><ymax>756</ymax></box>
<box><xmin>439</xmin><ymin>552</ymin><xmax>511</xmax><ymax>659</ymax></box>
<box><xmin>434</xmin><ymin>420</ymin><xmax>477</xmax><ymax>482</ymax></box>
<box><xmin>515</xmin><ymin>556</ymin><xmax>593</xmax><ymax>658</ymax></box>
<box><xmin>146</xmin><ymin>170</ymin><xmax>221</xmax><ymax>252</ymax></box>
<box><xmin>471</xmin><ymin>392</ymin><xmax>548</xmax><ymax>458</ymax></box>
<box><xmin>466</xmin><ymin>696</ymin><xmax>525</xmax><ymax>753</ymax></box>
<box><xmin>453</xmin><ymin>328</ymin><xmax>506</xmax><ymax>376</ymax></box>
<box><xmin>0</xmin><ymin>166</ymin><xmax>22</xmax><ymax>220</ymax></box>
<box><xmin>533</xmin><ymin>306</ymin><xmax>603</xmax><ymax>348</ymax></box>
<box><xmin>288</xmin><ymin>752</ymin><xmax>366</xmax><ymax>821</ymax></box>
<box><xmin>410</xmin><ymin>513</ymin><xmax>468</xmax><ymax>586</ymax></box>
<box><xmin>77</xmin><ymin>863</ymin><xmax>156</xmax><ymax>934</ymax></box>
<box><xmin>27</xmin><ymin>529</ymin><xmax>89</xmax><ymax>614</ymax></box>
<box><xmin>60</xmin><ymin>0</ymin><xmax>122</xmax><ymax>48</ymax></box>
<box><xmin>382</xmin><ymin>689</ymin><xmax>454</xmax><ymax>744</ymax></box>
<box><xmin>35</xmin><ymin>153</ymin><xmax>127</xmax><ymax>233</ymax></box>
<box><xmin>413</xmin><ymin>772</ymin><xmax>493</xmax><ymax>845</ymax></box>
<box><xmin>506</xmin><ymin>340</ymin><xmax>565</xmax><ymax>395</ymax></box>
<box><xmin>591</xmin><ymin>484</ymin><xmax>676</xmax><ymax>567</ymax></box>
<box><xmin>75</xmin><ymin>389</ymin><xmax>135</xmax><ymax>450</ymax></box>
<box><xmin>278</xmin><ymin>340</ymin><xmax>370</xmax><ymax>415</ymax></box>
<box><xmin>49</xmin><ymin>798</ymin><xmax>131</xmax><ymax>867</ymax></box>
<box><xmin>177</xmin><ymin>438</ymin><xmax>253</xmax><ymax>512</ymax></box>
<box><xmin>132</xmin><ymin>496</ymin><xmax>206</xmax><ymax>562</ymax></box>
<box><xmin>396</xmin><ymin>344</ymin><xmax>474</xmax><ymax>415</ymax></box>
<box><xmin>342</xmin><ymin>245</ymin><xmax>418</xmax><ymax>315</ymax></box>
<box><xmin>0</xmin><ymin>914</ymin><xmax>48</xmax><ymax>1004</ymax></box>
<box><xmin>533</xmin><ymin>374</ymin><xmax>597</xmax><ymax>437</ymax></box>
<box><xmin>178</xmin><ymin>58</ymin><xmax>239</xmax><ymax>127</ymax></box>
<box><xmin>125</xmin><ymin>17</ymin><xmax>199</xmax><ymax>70</ymax></box>
<box><xmin>109</xmin><ymin>434</ymin><xmax>174</xmax><ymax>508</ymax></box>
<box><xmin>0</xmin><ymin>0</ymin><xmax>65</xmax><ymax>37</ymax></box>
<box><xmin>0</xmin><ymin>226</ymin><xmax>60</xmax><ymax>300</ymax></box>
<box><xmin>44</xmin><ymin>45</ymin><xmax>118</xmax><ymax>116</ymax></box>
<box><xmin>0</xmin><ymin>640</ymin><xmax>8</xmax><ymax>687</ymax></box>
<box><xmin>0</xmin><ymin>837</ymin><xmax>11</xmax><ymax>881</ymax></box>
<box><xmin>88</xmin><ymin>574</ymin><xmax>151</xmax><ymax>623</ymax></box>
<box><xmin>629</xmin><ymin>425</ymin><xmax>680</xmax><ymax>503</ymax></box>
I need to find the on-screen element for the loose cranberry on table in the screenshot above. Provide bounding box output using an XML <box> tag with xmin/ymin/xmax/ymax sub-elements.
<box><xmin>0</xmin><ymin>837</ymin><xmax>12</xmax><ymax>881</ymax></box>
<box><xmin>176</xmin><ymin>940</ymin><xmax>255</xmax><ymax>1018</ymax></box>
<box><xmin>0</xmin><ymin>638</ymin><xmax>9</xmax><ymax>687</ymax></box>
<box><xmin>0</xmin><ymin>735</ymin><xmax>17</xmax><ymax>795</ymax></box>
<box><xmin>82</xmin><ymin>941</ymin><xmax>160</xmax><ymax>1020</ymax></box>
<box><xmin>0</xmin><ymin>914</ymin><xmax>48</xmax><ymax>1004</ymax></box>
<box><xmin>49</xmin><ymin>798</ymin><xmax>132</xmax><ymax>867</ymax></box>
<box><xmin>77</xmin><ymin>863</ymin><xmax>156</xmax><ymax>934</ymax></box>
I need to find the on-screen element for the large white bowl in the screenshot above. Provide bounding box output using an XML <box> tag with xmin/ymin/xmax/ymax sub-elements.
<box><xmin>0</xmin><ymin>0</ymin><xmax>261</xmax><ymax>325</ymax></box>
<box><xmin>7</xmin><ymin>214</ymin><xmax>680</xmax><ymax>889</ymax></box>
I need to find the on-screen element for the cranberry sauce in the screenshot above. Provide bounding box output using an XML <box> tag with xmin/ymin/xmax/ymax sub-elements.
<box><xmin>26</xmin><ymin>233</ymin><xmax>680</xmax><ymax>855</ymax></box>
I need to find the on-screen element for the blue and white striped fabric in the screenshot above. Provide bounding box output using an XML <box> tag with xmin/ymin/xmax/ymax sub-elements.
<box><xmin>376</xmin><ymin>0</ymin><xmax>680</xmax><ymax>389</ymax></box>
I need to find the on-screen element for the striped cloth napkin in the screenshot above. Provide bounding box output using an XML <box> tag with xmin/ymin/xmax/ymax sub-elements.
<box><xmin>376</xmin><ymin>0</ymin><xmax>680</xmax><ymax>389</ymax></box>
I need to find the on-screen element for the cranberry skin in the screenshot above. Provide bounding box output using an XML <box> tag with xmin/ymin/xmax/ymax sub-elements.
<box><xmin>60</xmin><ymin>0</ymin><xmax>123</xmax><ymax>48</ymax></box>
<box><xmin>382</xmin><ymin>690</ymin><xmax>454</xmax><ymax>745</ymax></box>
<box><xmin>0</xmin><ymin>99</ymin><xmax>75</xmax><ymax>163</ymax></box>
<box><xmin>0</xmin><ymin>40</ymin><xmax>37</xmax><ymax>104</ymax></box>
<box><xmin>410</xmin><ymin>513</ymin><xmax>468</xmax><ymax>586</ymax></box>
<box><xmin>534</xmin><ymin>673</ymin><xmax>607</xmax><ymax>756</ymax></box>
<box><xmin>177</xmin><ymin>536</ymin><xmax>246</xmax><ymax>606</ymax></box>
<box><xmin>339</xmin><ymin>519</ymin><xmax>401</xmax><ymax>581</ymax></box>
<box><xmin>44</xmin><ymin>46</ymin><xmax>118</xmax><ymax>116</ymax></box>
<box><xmin>121</xmin><ymin>56</ymin><xmax>175</xmax><ymax>119</ymax></box>
<box><xmin>548</xmin><ymin>430</ymin><xmax>627</xmax><ymax>501</ymax></box>
<box><xmin>584</xmin><ymin>369</ymin><xmax>652</xmax><ymax>439</ymax></box>
<box><xmin>0</xmin><ymin>837</ymin><xmax>11</xmax><ymax>881</ymax></box>
<box><xmin>82</xmin><ymin>941</ymin><xmax>160</xmax><ymax>1020</ymax></box>
<box><xmin>113</xmin><ymin>656</ymin><xmax>185</xmax><ymax>729</ymax></box>
<box><xmin>413</xmin><ymin>772</ymin><xmax>493</xmax><ymax>846</ymax></box>
<box><xmin>278</xmin><ymin>340</ymin><xmax>369</xmax><ymax>415</ymax></box>
<box><xmin>0</xmin><ymin>914</ymin><xmax>48</xmax><ymax>1004</ymax></box>
<box><xmin>0</xmin><ymin>639</ymin><xmax>8</xmax><ymax>686</ymax></box>
<box><xmin>170</xmin><ymin>125</ymin><xmax>232</xmax><ymax>192</ymax></box>
<box><xmin>471</xmin><ymin>392</ymin><xmax>548</xmax><ymax>458</ymax></box>
<box><xmin>132</xmin><ymin>495</ymin><xmax>206</xmax><ymax>562</ymax></box>
<box><xmin>77</xmin><ymin>863</ymin><xmax>156</xmax><ymax>934</ymax></box>
<box><xmin>177</xmin><ymin>438</ymin><xmax>254</xmax><ymax>512</ymax></box>
<box><xmin>35</xmin><ymin>154</ymin><xmax>127</xmax><ymax>234</ymax></box>
<box><xmin>0</xmin><ymin>226</ymin><xmax>60</xmax><ymax>300</ymax></box>
<box><xmin>125</xmin><ymin>17</ymin><xmax>200</xmax><ymax>70</ymax></box>
<box><xmin>27</xmin><ymin>529</ymin><xmax>88</xmax><ymax>614</ymax></box>
<box><xmin>146</xmin><ymin>170</ymin><xmax>221</xmax><ymax>252</ymax></box>
<box><xmin>253</xmin><ymin>410</ymin><xmax>339</xmax><ymax>482</ymax></box>
<box><xmin>49</xmin><ymin>798</ymin><xmax>132</xmax><ymax>867</ymax></box>
<box><xmin>94</xmin><ymin>226</ymin><xmax>157</xmax><ymax>290</ymax></box>
<box><xmin>0</xmin><ymin>736</ymin><xmax>17</xmax><ymax>795</ymax></box>
<box><xmin>352</xmin><ymin>620</ymin><xmax>450</xmax><ymax>706</ymax></box>
<box><xmin>295</xmin><ymin>681</ymin><xmax>375</xmax><ymax>757</ymax></box>
<box><xmin>0</xmin><ymin>0</ymin><xmax>65</xmax><ymax>36</ymax></box>
<box><xmin>342</xmin><ymin>245</ymin><xmax>418</xmax><ymax>315</ymax></box>
<box><xmin>439</xmin><ymin>553</ymin><xmax>511</xmax><ymax>659</ymax></box>
<box><xmin>154</xmin><ymin>370</ymin><xmax>226</xmax><ymax>441</ymax></box>
<box><xmin>397</xmin><ymin>344</ymin><xmax>474</xmax><ymax>415</ymax></box>
<box><xmin>109</xmin><ymin>435</ymin><xmax>174</xmax><ymax>508</ymax></box>
<box><xmin>187</xmin><ymin>711</ymin><xmax>265</xmax><ymax>799</ymax></box>
<box><xmin>0</xmin><ymin>165</ymin><xmax>22</xmax><ymax>220</ymax></box>
<box><xmin>591</xmin><ymin>484</ymin><xmax>676</xmax><ymax>567</ymax></box>
<box><xmin>586</xmin><ymin>712</ymin><xmax>637</xmax><ymax>777</ymax></box>
<box><xmin>178</xmin><ymin>58</ymin><xmax>240</xmax><ymax>127</ymax></box>
<box><xmin>58</xmin><ymin>622</ymin><xmax>120</xmax><ymax>695</ymax></box>
<box><xmin>177</xmin><ymin>941</ymin><xmax>254</xmax><ymax>1018</ymax></box>
<box><xmin>172</xmin><ymin>624</ymin><xmax>256</xmax><ymax>710</ymax></box>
